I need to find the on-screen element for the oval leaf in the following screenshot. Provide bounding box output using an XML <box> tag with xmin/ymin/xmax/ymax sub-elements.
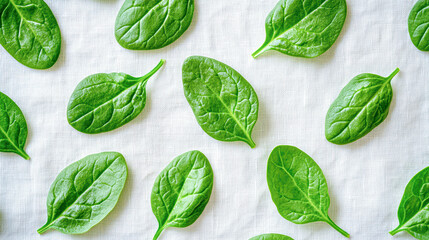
<box><xmin>0</xmin><ymin>91</ymin><xmax>29</xmax><ymax>160</ymax></box>
<box><xmin>37</xmin><ymin>152</ymin><xmax>128</xmax><ymax>234</ymax></box>
<box><xmin>0</xmin><ymin>0</ymin><xmax>61</xmax><ymax>69</ymax></box>
<box><xmin>67</xmin><ymin>59</ymin><xmax>165</xmax><ymax>134</ymax></box>
<box><xmin>325</xmin><ymin>68</ymin><xmax>399</xmax><ymax>145</ymax></box>
<box><xmin>250</xmin><ymin>233</ymin><xmax>294</xmax><ymax>240</ymax></box>
<box><xmin>390</xmin><ymin>166</ymin><xmax>429</xmax><ymax>239</ymax></box>
<box><xmin>115</xmin><ymin>0</ymin><xmax>194</xmax><ymax>50</ymax></box>
<box><xmin>267</xmin><ymin>145</ymin><xmax>349</xmax><ymax>238</ymax></box>
<box><xmin>409</xmin><ymin>0</ymin><xmax>429</xmax><ymax>51</ymax></box>
<box><xmin>182</xmin><ymin>56</ymin><xmax>259</xmax><ymax>148</ymax></box>
<box><xmin>252</xmin><ymin>0</ymin><xmax>347</xmax><ymax>58</ymax></box>
<box><xmin>151</xmin><ymin>150</ymin><xmax>213</xmax><ymax>240</ymax></box>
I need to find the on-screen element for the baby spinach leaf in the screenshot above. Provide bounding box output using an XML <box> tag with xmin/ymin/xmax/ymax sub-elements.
<box><xmin>0</xmin><ymin>91</ymin><xmax>29</xmax><ymax>160</ymax></box>
<box><xmin>67</xmin><ymin>59</ymin><xmax>165</xmax><ymax>134</ymax></box>
<box><xmin>115</xmin><ymin>0</ymin><xmax>194</xmax><ymax>50</ymax></box>
<box><xmin>0</xmin><ymin>0</ymin><xmax>61</xmax><ymax>69</ymax></box>
<box><xmin>267</xmin><ymin>145</ymin><xmax>349</xmax><ymax>238</ymax></box>
<box><xmin>390</xmin><ymin>166</ymin><xmax>429</xmax><ymax>239</ymax></box>
<box><xmin>250</xmin><ymin>233</ymin><xmax>294</xmax><ymax>240</ymax></box>
<box><xmin>252</xmin><ymin>0</ymin><xmax>347</xmax><ymax>58</ymax></box>
<box><xmin>325</xmin><ymin>68</ymin><xmax>399</xmax><ymax>145</ymax></box>
<box><xmin>151</xmin><ymin>150</ymin><xmax>213</xmax><ymax>240</ymax></box>
<box><xmin>182</xmin><ymin>56</ymin><xmax>259</xmax><ymax>148</ymax></box>
<box><xmin>37</xmin><ymin>152</ymin><xmax>128</xmax><ymax>234</ymax></box>
<box><xmin>409</xmin><ymin>0</ymin><xmax>429</xmax><ymax>51</ymax></box>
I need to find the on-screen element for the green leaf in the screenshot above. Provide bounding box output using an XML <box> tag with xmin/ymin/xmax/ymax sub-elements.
<box><xmin>0</xmin><ymin>0</ymin><xmax>61</xmax><ymax>69</ymax></box>
<box><xmin>267</xmin><ymin>145</ymin><xmax>349</xmax><ymax>238</ymax></box>
<box><xmin>182</xmin><ymin>56</ymin><xmax>259</xmax><ymax>148</ymax></box>
<box><xmin>115</xmin><ymin>0</ymin><xmax>194</xmax><ymax>50</ymax></box>
<box><xmin>390</xmin><ymin>166</ymin><xmax>429</xmax><ymax>240</ymax></box>
<box><xmin>151</xmin><ymin>150</ymin><xmax>213</xmax><ymax>240</ymax></box>
<box><xmin>0</xmin><ymin>91</ymin><xmax>29</xmax><ymax>160</ymax></box>
<box><xmin>252</xmin><ymin>0</ymin><xmax>347</xmax><ymax>58</ymax></box>
<box><xmin>37</xmin><ymin>152</ymin><xmax>128</xmax><ymax>234</ymax></box>
<box><xmin>408</xmin><ymin>0</ymin><xmax>429</xmax><ymax>51</ymax></box>
<box><xmin>325</xmin><ymin>68</ymin><xmax>399</xmax><ymax>145</ymax></box>
<box><xmin>249</xmin><ymin>233</ymin><xmax>294</xmax><ymax>240</ymax></box>
<box><xmin>67</xmin><ymin>59</ymin><xmax>165</xmax><ymax>134</ymax></box>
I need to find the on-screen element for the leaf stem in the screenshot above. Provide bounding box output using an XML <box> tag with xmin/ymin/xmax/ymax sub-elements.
<box><xmin>389</xmin><ymin>226</ymin><xmax>402</xmax><ymax>236</ymax></box>
<box><xmin>251</xmin><ymin>45</ymin><xmax>267</xmax><ymax>58</ymax></box>
<box><xmin>387</xmin><ymin>68</ymin><xmax>400</xmax><ymax>82</ymax></box>
<box><xmin>325</xmin><ymin>216</ymin><xmax>350</xmax><ymax>238</ymax></box>
<box><xmin>37</xmin><ymin>223</ymin><xmax>51</xmax><ymax>234</ymax></box>
<box><xmin>141</xmin><ymin>59</ymin><xmax>166</xmax><ymax>81</ymax></box>
<box><xmin>153</xmin><ymin>227</ymin><xmax>164</xmax><ymax>240</ymax></box>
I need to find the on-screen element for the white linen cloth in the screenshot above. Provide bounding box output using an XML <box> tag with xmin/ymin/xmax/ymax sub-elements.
<box><xmin>0</xmin><ymin>0</ymin><xmax>426</xmax><ymax>239</ymax></box>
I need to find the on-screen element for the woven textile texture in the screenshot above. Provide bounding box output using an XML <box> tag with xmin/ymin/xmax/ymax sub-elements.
<box><xmin>0</xmin><ymin>0</ymin><xmax>426</xmax><ymax>239</ymax></box>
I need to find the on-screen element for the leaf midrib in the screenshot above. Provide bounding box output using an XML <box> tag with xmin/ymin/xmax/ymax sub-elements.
<box><xmin>262</xmin><ymin>0</ymin><xmax>331</xmax><ymax>51</ymax></box>
<box><xmin>158</xmin><ymin>156</ymin><xmax>198</xmax><ymax>229</ymax></box>
<box><xmin>329</xmin><ymin>76</ymin><xmax>392</xmax><ymax>142</ymax></box>
<box><xmin>194</xmin><ymin>63</ymin><xmax>254</xmax><ymax>144</ymax></box>
<box><xmin>272</xmin><ymin>151</ymin><xmax>329</xmax><ymax>222</ymax></box>
<box><xmin>43</xmin><ymin>157</ymin><xmax>119</xmax><ymax>230</ymax></box>
<box><xmin>396</xmin><ymin>196</ymin><xmax>429</xmax><ymax>232</ymax></box>
<box><xmin>8</xmin><ymin>0</ymin><xmax>52</xmax><ymax>61</ymax></box>
<box><xmin>0</xmin><ymin>119</ymin><xmax>26</xmax><ymax>156</ymax></box>
<box><xmin>119</xmin><ymin>0</ymin><xmax>167</xmax><ymax>43</ymax></box>
<box><xmin>69</xmin><ymin>77</ymin><xmax>145</xmax><ymax>125</ymax></box>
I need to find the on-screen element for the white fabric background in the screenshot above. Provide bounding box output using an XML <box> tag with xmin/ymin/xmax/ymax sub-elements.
<box><xmin>0</xmin><ymin>0</ymin><xmax>427</xmax><ymax>239</ymax></box>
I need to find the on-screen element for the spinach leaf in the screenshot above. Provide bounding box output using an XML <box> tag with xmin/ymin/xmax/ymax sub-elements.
<box><xmin>115</xmin><ymin>0</ymin><xmax>194</xmax><ymax>50</ymax></box>
<box><xmin>37</xmin><ymin>152</ymin><xmax>128</xmax><ymax>234</ymax></box>
<box><xmin>267</xmin><ymin>145</ymin><xmax>349</xmax><ymax>238</ymax></box>
<box><xmin>0</xmin><ymin>91</ymin><xmax>29</xmax><ymax>160</ymax></box>
<box><xmin>182</xmin><ymin>56</ymin><xmax>259</xmax><ymax>148</ymax></box>
<box><xmin>67</xmin><ymin>59</ymin><xmax>165</xmax><ymax>134</ymax></box>
<box><xmin>250</xmin><ymin>233</ymin><xmax>294</xmax><ymax>240</ymax></box>
<box><xmin>325</xmin><ymin>68</ymin><xmax>399</xmax><ymax>145</ymax></box>
<box><xmin>390</xmin><ymin>166</ymin><xmax>429</xmax><ymax>239</ymax></box>
<box><xmin>151</xmin><ymin>150</ymin><xmax>213</xmax><ymax>240</ymax></box>
<box><xmin>0</xmin><ymin>0</ymin><xmax>61</xmax><ymax>69</ymax></box>
<box><xmin>409</xmin><ymin>0</ymin><xmax>429</xmax><ymax>51</ymax></box>
<box><xmin>252</xmin><ymin>0</ymin><xmax>347</xmax><ymax>58</ymax></box>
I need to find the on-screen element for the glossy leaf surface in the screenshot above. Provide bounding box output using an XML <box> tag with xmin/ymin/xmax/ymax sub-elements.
<box><xmin>37</xmin><ymin>152</ymin><xmax>128</xmax><ymax>234</ymax></box>
<box><xmin>151</xmin><ymin>150</ymin><xmax>213</xmax><ymax>240</ymax></box>
<box><xmin>182</xmin><ymin>56</ymin><xmax>259</xmax><ymax>148</ymax></box>
<box><xmin>0</xmin><ymin>91</ymin><xmax>29</xmax><ymax>160</ymax></box>
<box><xmin>267</xmin><ymin>145</ymin><xmax>349</xmax><ymax>238</ymax></box>
<box><xmin>250</xmin><ymin>233</ymin><xmax>294</xmax><ymax>240</ymax></box>
<box><xmin>390</xmin><ymin>166</ymin><xmax>429</xmax><ymax>239</ymax></box>
<box><xmin>325</xmin><ymin>68</ymin><xmax>399</xmax><ymax>145</ymax></box>
<box><xmin>115</xmin><ymin>0</ymin><xmax>194</xmax><ymax>50</ymax></box>
<box><xmin>67</xmin><ymin>59</ymin><xmax>165</xmax><ymax>134</ymax></box>
<box><xmin>409</xmin><ymin>0</ymin><xmax>429</xmax><ymax>51</ymax></box>
<box><xmin>252</xmin><ymin>0</ymin><xmax>347</xmax><ymax>58</ymax></box>
<box><xmin>0</xmin><ymin>0</ymin><xmax>61</xmax><ymax>69</ymax></box>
